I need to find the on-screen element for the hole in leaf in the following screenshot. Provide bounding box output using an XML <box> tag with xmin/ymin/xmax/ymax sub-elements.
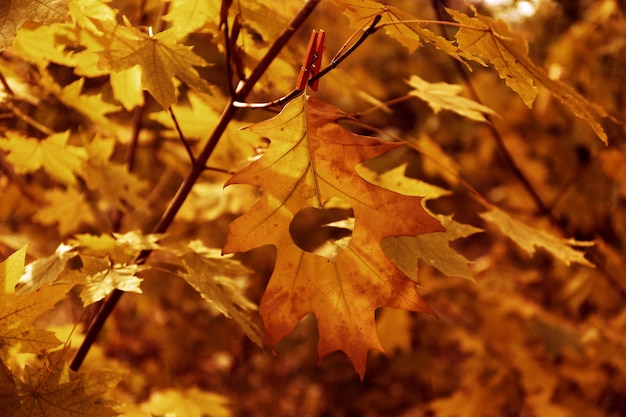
<box><xmin>289</xmin><ymin>200</ymin><xmax>354</xmax><ymax>261</ymax></box>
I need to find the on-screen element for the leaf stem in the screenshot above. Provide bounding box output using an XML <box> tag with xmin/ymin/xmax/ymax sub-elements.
<box><xmin>377</xmin><ymin>19</ymin><xmax>486</xmax><ymax>32</ymax></box>
<box><xmin>70</xmin><ymin>0</ymin><xmax>321</xmax><ymax>372</ymax></box>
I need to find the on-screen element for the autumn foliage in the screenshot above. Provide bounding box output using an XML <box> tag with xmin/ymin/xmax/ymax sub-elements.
<box><xmin>1</xmin><ymin>0</ymin><xmax>626</xmax><ymax>416</ymax></box>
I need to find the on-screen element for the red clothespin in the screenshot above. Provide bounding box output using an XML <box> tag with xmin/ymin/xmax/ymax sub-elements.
<box><xmin>296</xmin><ymin>29</ymin><xmax>325</xmax><ymax>91</ymax></box>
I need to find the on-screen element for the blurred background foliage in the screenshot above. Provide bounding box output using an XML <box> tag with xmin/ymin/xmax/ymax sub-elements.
<box><xmin>2</xmin><ymin>0</ymin><xmax>626</xmax><ymax>415</ymax></box>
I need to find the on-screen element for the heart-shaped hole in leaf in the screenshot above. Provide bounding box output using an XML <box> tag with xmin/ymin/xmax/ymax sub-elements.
<box><xmin>289</xmin><ymin>202</ymin><xmax>354</xmax><ymax>261</ymax></box>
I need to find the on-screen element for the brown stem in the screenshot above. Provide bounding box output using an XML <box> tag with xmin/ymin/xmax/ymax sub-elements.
<box><xmin>70</xmin><ymin>0</ymin><xmax>321</xmax><ymax>372</ymax></box>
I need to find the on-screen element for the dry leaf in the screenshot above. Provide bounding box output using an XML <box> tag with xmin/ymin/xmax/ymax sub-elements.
<box><xmin>0</xmin><ymin>0</ymin><xmax>70</xmax><ymax>50</ymax></box>
<box><xmin>448</xmin><ymin>6</ymin><xmax>609</xmax><ymax>143</ymax></box>
<box><xmin>224</xmin><ymin>95</ymin><xmax>443</xmax><ymax>378</ymax></box>
<box><xmin>481</xmin><ymin>208</ymin><xmax>593</xmax><ymax>266</ymax></box>
<box><xmin>407</xmin><ymin>74</ymin><xmax>497</xmax><ymax>122</ymax></box>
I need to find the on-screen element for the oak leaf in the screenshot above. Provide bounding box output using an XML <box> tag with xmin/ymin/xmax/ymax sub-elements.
<box><xmin>223</xmin><ymin>95</ymin><xmax>443</xmax><ymax>378</ymax></box>
<box><xmin>407</xmin><ymin>74</ymin><xmax>497</xmax><ymax>122</ymax></box>
<box><xmin>0</xmin><ymin>0</ymin><xmax>70</xmax><ymax>50</ymax></box>
<box><xmin>447</xmin><ymin>6</ymin><xmax>609</xmax><ymax>143</ymax></box>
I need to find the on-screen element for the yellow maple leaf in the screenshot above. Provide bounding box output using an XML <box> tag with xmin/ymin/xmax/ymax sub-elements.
<box><xmin>11</xmin><ymin>22</ymin><xmax>77</xmax><ymax>68</ymax></box>
<box><xmin>332</xmin><ymin>0</ymin><xmax>480</xmax><ymax>66</ymax></box>
<box><xmin>223</xmin><ymin>95</ymin><xmax>443</xmax><ymax>378</ymax></box>
<box><xmin>82</xmin><ymin>136</ymin><xmax>148</xmax><ymax>212</ymax></box>
<box><xmin>0</xmin><ymin>130</ymin><xmax>86</xmax><ymax>185</ymax></box>
<box><xmin>0</xmin><ymin>359</ymin><xmax>19</xmax><ymax>415</ymax></box>
<box><xmin>124</xmin><ymin>387</ymin><xmax>231</xmax><ymax>417</ymax></box>
<box><xmin>95</xmin><ymin>22</ymin><xmax>212</xmax><ymax>108</ymax></box>
<box><xmin>0</xmin><ymin>0</ymin><xmax>70</xmax><ymax>50</ymax></box>
<box><xmin>179</xmin><ymin>241</ymin><xmax>265</xmax><ymax>348</ymax></box>
<box><xmin>359</xmin><ymin>163</ymin><xmax>480</xmax><ymax>281</ymax></box>
<box><xmin>163</xmin><ymin>0</ymin><xmax>221</xmax><ymax>39</ymax></box>
<box><xmin>383</xmin><ymin>215</ymin><xmax>482</xmax><ymax>281</ymax></box>
<box><xmin>34</xmin><ymin>188</ymin><xmax>97</xmax><ymax>235</ymax></box>
<box><xmin>481</xmin><ymin>208</ymin><xmax>594</xmax><ymax>266</ymax></box>
<box><xmin>447</xmin><ymin>6</ymin><xmax>609</xmax><ymax>143</ymax></box>
<box><xmin>15</xmin><ymin>349</ymin><xmax>121</xmax><ymax>417</ymax></box>
<box><xmin>406</xmin><ymin>74</ymin><xmax>497</xmax><ymax>122</ymax></box>
<box><xmin>75</xmin><ymin>260</ymin><xmax>144</xmax><ymax>305</ymax></box>
<box><xmin>109</xmin><ymin>66</ymin><xmax>144</xmax><ymax>110</ymax></box>
<box><xmin>0</xmin><ymin>247</ymin><xmax>69</xmax><ymax>359</ymax></box>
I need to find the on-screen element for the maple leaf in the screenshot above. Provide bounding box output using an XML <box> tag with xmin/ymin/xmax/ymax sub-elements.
<box><xmin>223</xmin><ymin>95</ymin><xmax>443</xmax><ymax>378</ymax></box>
<box><xmin>332</xmin><ymin>0</ymin><xmax>479</xmax><ymax>66</ymax></box>
<box><xmin>71</xmin><ymin>230</ymin><xmax>162</xmax><ymax>264</ymax></box>
<box><xmin>0</xmin><ymin>247</ymin><xmax>69</xmax><ymax>359</ymax></box>
<box><xmin>17</xmin><ymin>239</ymin><xmax>145</xmax><ymax>305</ymax></box>
<box><xmin>179</xmin><ymin>240</ymin><xmax>264</xmax><ymax>348</ymax></box>
<box><xmin>95</xmin><ymin>22</ymin><xmax>212</xmax><ymax>108</ymax></box>
<box><xmin>15</xmin><ymin>349</ymin><xmax>121</xmax><ymax>417</ymax></box>
<box><xmin>82</xmin><ymin>135</ymin><xmax>148</xmax><ymax>212</ymax></box>
<box><xmin>163</xmin><ymin>0</ymin><xmax>221</xmax><ymax>39</ymax></box>
<box><xmin>57</xmin><ymin>78</ymin><xmax>122</xmax><ymax>126</ymax></box>
<box><xmin>17</xmin><ymin>243</ymin><xmax>78</xmax><ymax>293</ymax></box>
<box><xmin>0</xmin><ymin>130</ymin><xmax>87</xmax><ymax>186</ymax></box>
<box><xmin>0</xmin><ymin>0</ymin><xmax>70</xmax><ymax>51</ymax></box>
<box><xmin>406</xmin><ymin>74</ymin><xmax>497</xmax><ymax>122</ymax></box>
<box><xmin>74</xmin><ymin>259</ymin><xmax>144</xmax><ymax>305</ymax></box>
<box><xmin>447</xmin><ymin>6</ymin><xmax>609</xmax><ymax>143</ymax></box>
<box><xmin>132</xmin><ymin>387</ymin><xmax>232</xmax><ymax>417</ymax></box>
<box><xmin>11</xmin><ymin>22</ymin><xmax>77</xmax><ymax>68</ymax></box>
<box><xmin>358</xmin><ymin>163</ymin><xmax>480</xmax><ymax>281</ymax></box>
<box><xmin>109</xmin><ymin>66</ymin><xmax>144</xmax><ymax>111</ymax></box>
<box><xmin>0</xmin><ymin>359</ymin><xmax>20</xmax><ymax>415</ymax></box>
<box><xmin>481</xmin><ymin>208</ymin><xmax>594</xmax><ymax>266</ymax></box>
<box><xmin>34</xmin><ymin>188</ymin><xmax>97</xmax><ymax>235</ymax></box>
<box><xmin>383</xmin><ymin>215</ymin><xmax>482</xmax><ymax>281</ymax></box>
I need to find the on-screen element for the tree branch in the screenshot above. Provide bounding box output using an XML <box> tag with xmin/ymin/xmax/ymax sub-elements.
<box><xmin>70</xmin><ymin>0</ymin><xmax>321</xmax><ymax>372</ymax></box>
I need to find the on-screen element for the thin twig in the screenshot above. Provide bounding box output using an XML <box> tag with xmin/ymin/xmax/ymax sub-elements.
<box><xmin>377</xmin><ymin>19</ymin><xmax>486</xmax><ymax>32</ymax></box>
<box><xmin>5</xmin><ymin>101</ymin><xmax>55</xmax><ymax>136</ymax></box>
<box><xmin>126</xmin><ymin>93</ymin><xmax>149</xmax><ymax>172</ymax></box>
<box><xmin>310</xmin><ymin>14</ymin><xmax>382</xmax><ymax>87</ymax></box>
<box><xmin>168</xmin><ymin>107</ymin><xmax>195</xmax><ymax>163</ymax></box>
<box><xmin>70</xmin><ymin>0</ymin><xmax>322</xmax><ymax>372</ymax></box>
<box><xmin>0</xmin><ymin>69</ymin><xmax>15</xmax><ymax>96</ymax></box>
<box><xmin>221</xmin><ymin>0</ymin><xmax>235</xmax><ymax>96</ymax></box>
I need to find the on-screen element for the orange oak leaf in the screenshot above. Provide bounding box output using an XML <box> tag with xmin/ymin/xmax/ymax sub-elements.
<box><xmin>223</xmin><ymin>95</ymin><xmax>443</xmax><ymax>378</ymax></box>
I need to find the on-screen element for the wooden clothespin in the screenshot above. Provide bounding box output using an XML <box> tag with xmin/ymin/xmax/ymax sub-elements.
<box><xmin>296</xmin><ymin>29</ymin><xmax>325</xmax><ymax>91</ymax></box>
